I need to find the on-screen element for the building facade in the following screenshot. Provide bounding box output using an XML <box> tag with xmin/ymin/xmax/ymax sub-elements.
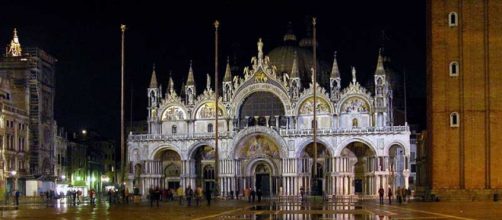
<box><xmin>0</xmin><ymin>76</ymin><xmax>29</xmax><ymax>197</ymax></box>
<box><xmin>427</xmin><ymin>0</ymin><xmax>502</xmax><ymax>199</ymax></box>
<box><xmin>0</xmin><ymin>29</ymin><xmax>56</xmax><ymax>178</ymax></box>
<box><xmin>128</xmin><ymin>39</ymin><xmax>410</xmax><ymax>198</ymax></box>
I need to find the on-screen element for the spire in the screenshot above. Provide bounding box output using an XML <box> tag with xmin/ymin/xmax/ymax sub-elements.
<box><xmin>149</xmin><ymin>64</ymin><xmax>158</xmax><ymax>88</ymax></box>
<box><xmin>186</xmin><ymin>60</ymin><xmax>195</xmax><ymax>86</ymax></box>
<box><xmin>330</xmin><ymin>51</ymin><xmax>340</xmax><ymax>78</ymax></box>
<box><xmin>223</xmin><ymin>57</ymin><xmax>232</xmax><ymax>82</ymax></box>
<box><xmin>291</xmin><ymin>51</ymin><xmax>300</xmax><ymax>78</ymax></box>
<box><xmin>352</xmin><ymin>66</ymin><xmax>357</xmax><ymax>84</ymax></box>
<box><xmin>375</xmin><ymin>48</ymin><xmax>386</xmax><ymax>75</ymax></box>
<box><xmin>6</xmin><ymin>28</ymin><xmax>22</xmax><ymax>57</ymax></box>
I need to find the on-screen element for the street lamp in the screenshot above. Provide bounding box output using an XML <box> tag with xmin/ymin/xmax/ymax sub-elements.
<box><xmin>10</xmin><ymin>170</ymin><xmax>17</xmax><ymax>176</ymax></box>
<box><xmin>10</xmin><ymin>170</ymin><xmax>17</xmax><ymax>192</ymax></box>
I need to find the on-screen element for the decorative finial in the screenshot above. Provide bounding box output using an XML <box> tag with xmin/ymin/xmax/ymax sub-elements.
<box><xmin>257</xmin><ymin>38</ymin><xmax>264</xmax><ymax>61</ymax></box>
<box><xmin>352</xmin><ymin>67</ymin><xmax>357</xmax><ymax>84</ymax></box>
<box><xmin>206</xmin><ymin>73</ymin><xmax>211</xmax><ymax>91</ymax></box>
<box><xmin>331</xmin><ymin>51</ymin><xmax>340</xmax><ymax>78</ymax></box>
<box><xmin>312</xmin><ymin>17</ymin><xmax>317</xmax><ymax>26</ymax></box>
<box><xmin>334</xmin><ymin>51</ymin><xmax>337</xmax><ymax>58</ymax></box>
<box><xmin>214</xmin><ymin>20</ymin><xmax>220</xmax><ymax>29</ymax></box>
<box><xmin>6</xmin><ymin>28</ymin><xmax>22</xmax><ymax>57</ymax></box>
<box><xmin>120</xmin><ymin>24</ymin><xmax>126</xmax><ymax>32</ymax></box>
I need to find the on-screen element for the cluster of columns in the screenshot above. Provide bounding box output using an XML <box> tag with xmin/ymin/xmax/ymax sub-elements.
<box><xmin>131</xmin><ymin>155</ymin><xmax>409</xmax><ymax>198</ymax></box>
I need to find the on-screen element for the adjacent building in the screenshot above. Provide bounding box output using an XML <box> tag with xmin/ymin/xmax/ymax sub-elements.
<box><xmin>427</xmin><ymin>0</ymin><xmax>502</xmax><ymax>199</ymax></box>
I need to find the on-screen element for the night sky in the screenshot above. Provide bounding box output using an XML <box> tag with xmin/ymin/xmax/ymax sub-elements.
<box><xmin>0</xmin><ymin>0</ymin><xmax>425</xmax><ymax>140</ymax></box>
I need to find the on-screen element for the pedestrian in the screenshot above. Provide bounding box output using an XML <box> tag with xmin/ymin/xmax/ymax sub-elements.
<box><xmin>195</xmin><ymin>186</ymin><xmax>202</xmax><ymax>206</ymax></box>
<box><xmin>251</xmin><ymin>188</ymin><xmax>256</xmax><ymax>203</ymax></box>
<box><xmin>89</xmin><ymin>189</ymin><xmax>95</xmax><ymax>205</ymax></box>
<box><xmin>387</xmin><ymin>187</ymin><xmax>393</xmax><ymax>205</ymax></box>
<box><xmin>15</xmin><ymin>190</ymin><xmax>20</xmax><ymax>206</ymax></box>
<box><xmin>177</xmin><ymin>186</ymin><xmax>184</xmax><ymax>205</ymax></box>
<box><xmin>186</xmin><ymin>185</ymin><xmax>193</xmax><ymax>207</ymax></box>
<box><xmin>257</xmin><ymin>188</ymin><xmax>262</xmax><ymax>202</ymax></box>
<box><xmin>108</xmin><ymin>189</ymin><xmax>113</xmax><ymax>204</ymax></box>
<box><xmin>245</xmin><ymin>187</ymin><xmax>251</xmax><ymax>203</ymax></box>
<box><xmin>378</xmin><ymin>187</ymin><xmax>385</xmax><ymax>205</ymax></box>
<box><xmin>149</xmin><ymin>188</ymin><xmax>154</xmax><ymax>207</ymax></box>
<box><xmin>205</xmin><ymin>187</ymin><xmax>212</xmax><ymax>206</ymax></box>
<box><xmin>76</xmin><ymin>190</ymin><xmax>82</xmax><ymax>204</ymax></box>
<box><xmin>235</xmin><ymin>189</ymin><xmax>240</xmax><ymax>200</ymax></box>
<box><xmin>300</xmin><ymin>186</ymin><xmax>305</xmax><ymax>201</ymax></box>
<box><xmin>397</xmin><ymin>187</ymin><xmax>402</xmax><ymax>204</ymax></box>
<box><xmin>124</xmin><ymin>187</ymin><xmax>130</xmax><ymax>204</ymax></box>
<box><xmin>154</xmin><ymin>187</ymin><xmax>161</xmax><ymax>207</ymax></box>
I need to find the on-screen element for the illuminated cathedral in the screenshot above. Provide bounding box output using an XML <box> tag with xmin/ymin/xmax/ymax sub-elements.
<box><xmin>127</xmin><ymin>31</ymin><xmax>410</xmax><ymax>199</ymax></box>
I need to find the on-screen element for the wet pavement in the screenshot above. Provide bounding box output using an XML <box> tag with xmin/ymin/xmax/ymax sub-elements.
<box><xmin>1</xmin><ymin>198</ymin><xmax>502</xmax><ymax>219</ymax></box>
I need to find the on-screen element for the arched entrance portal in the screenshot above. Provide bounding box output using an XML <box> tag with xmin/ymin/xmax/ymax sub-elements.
<box><xmin>389</xmin><ymin>144</ymin><xmax>407</xmax><ymax>191</ymax></box>
<box><xmin>236</xmin><ymin>134</ymin><xmax>281</xmax><ymax>197</ymax></box>
<box><xmin>192</xmin><ymin>145</ymin><xmax>216</xmax><ymax>193</ymax></box>
<box><xmin>301</xmin><ymin>142</ymin><xmax>331</xmax><ymax>196</ymax></box>
<box><xmin>154</xmin><ymin>149</ymin><xmax>181</xmax><ymax>190</ymax></box>
<box><xmin>253</xmin><ymin>162</ymin><xmax>272</xmax><ymax>196</ymax></box>
<box><xmin>340</xmin><ymin>142</ymin><xmax>376</xmax><ymax>196</ymax></box>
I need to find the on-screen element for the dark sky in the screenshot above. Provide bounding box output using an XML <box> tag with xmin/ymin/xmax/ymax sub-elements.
<box><xmin>0</xmin><ymin>0</ymin><xmax>425</xmax><ymax>140</ymax></box>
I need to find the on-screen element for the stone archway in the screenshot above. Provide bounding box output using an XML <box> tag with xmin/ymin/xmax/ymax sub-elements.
<box><xmin>300</xmin><ymin>142</ymin><xmax>331</xmax><ymax>196</ymax></box>
<box><xmin>154</xmin><ymin>149</ymin><xmax>181</xmax><ymax>190</ymax></box>
<box><xmin>339</xmin><ymin>141</ymin><xmax>377</xmax><ymax>196</ymax></box>
<box><xmin>190</xmin><ymin>145</ymin><xmax>216</xmax><ymax>192</ymax></box>
<box><xmin>389</xmin><ymin>144</ymin><xmax>408</xmax><ymax>191</ymax></box>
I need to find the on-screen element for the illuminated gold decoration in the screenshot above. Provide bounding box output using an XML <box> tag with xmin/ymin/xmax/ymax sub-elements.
<box><xmin>6</xmin><ymin>28</ymin><xmax>22</xmax><ymax>57</ymax></box>
<box><xmin>254</xmin><ymin>71</ymin><xmax>268</xmax><ymax>83</ymax></box>
<box><xmin>239</xmin><ymin>135</ymin><xmax>279</xmax><ymax>159</ymax></box>
<box><xmin>341</xmin><ymin>97</ymin><xmax>369</xmax><ymax>113</ymax></box>
<box><xmin>299</xmin><ymin>97</ymin><xmax>330</xmax><ymax>114</ymax></box>
<box><xmin>162</xmin><ymin>106</ymin><xmax>186</xmax><ymax>120</ymax></box>
<box><xmin>196</xmin><ymin>102</ymin><xmax>223</xmax><ymax>119</ymax></box>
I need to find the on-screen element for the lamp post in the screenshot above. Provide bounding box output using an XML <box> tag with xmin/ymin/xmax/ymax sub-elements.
<box><xmin>10</xmin><ymin>170</ymin><xmax>17</xmax><ymax>192</ymax></box>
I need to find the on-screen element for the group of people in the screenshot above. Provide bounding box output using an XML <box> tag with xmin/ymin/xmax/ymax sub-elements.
<box><xmin>378</xmin><ymin>186</ymin><xmax>411</xmax><ymax>205</ymax></box>
<box><xmin>107</xmin><ymin>187</ymin><xmax>130</xmax><ymax>204</ymax></box>
<box><xmin>148</xmin><ymin>185</ymin><xmax>212</xmax><ymax>207</ymax></box>
<box><xmin>244</xmin><ymin>187</ymin><xmax>263</xmax><ymax>203</ymax></box>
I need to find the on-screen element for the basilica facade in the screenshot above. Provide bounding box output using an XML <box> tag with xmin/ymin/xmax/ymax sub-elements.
<box><xmin>127</xmin><ymin>38</ymin><xmax>410</xmax><ymax>198</ymax></box>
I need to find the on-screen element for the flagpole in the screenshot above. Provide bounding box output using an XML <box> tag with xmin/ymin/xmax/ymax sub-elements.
<box><xmin>120</xmin><ymin>24</ymin><xmax>126</xmax><ymax>185</ymax></box>
<box><xmin>312</xmin><ymin>17</ymin><xmax>318</xmax><ymax>196</ymax></box>
<box><xmin>214</xmin><ymin>20</ymin><xmax>220</xmax><ymax>196</ymax></box>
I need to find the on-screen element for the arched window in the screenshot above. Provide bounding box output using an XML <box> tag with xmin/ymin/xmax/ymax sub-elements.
<box><xmin>172</xmin><ymin>125</ymin><xmax>177</xmax><ymax>134</ymax></box>
<box><xmin>352</xmin><ymin>118</ymin><xmax>359</xmax><ymax>128</ymax></box>
<box><xmin>207</xmin><ymin>123</ymin><xmax>213</xmax><ymax>133</ymax></box>
<box><xmin>448</xmin><ymin>12</ymin><xmax>458</xmax><ymax>27</ymax></box>
<box><xmin>450</xmin><ymin>112</ymin><xmax>459</xmax><ymax>127</ymax></box>
<box><xmin>449</xmin><ymin>61</ymin><xmax>459</xmax><ymax>76</ymax></box>
<box><xmin>311</xmin><ymin>119</ymin><xmax>318</xmax><ymax>129</ymax></box>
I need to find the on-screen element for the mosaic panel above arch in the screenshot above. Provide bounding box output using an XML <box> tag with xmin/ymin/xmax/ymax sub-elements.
<box><xmin>237</xmin><ymin>135</ymin><xmax>280</xmax><ymax>159</ymax></box>
<box><xmin>162</xmin><ymin>106</ymin><xmax>186</xmax><ymax>121</ymax></box>
<box><xmin>340</xmin><ymin>97</ymin><xmax>370</xmax><ymax>113</ymax></box>
<box><xmin>299</xmin><ymin>97</ymin><xmax>331</xmax><ymax>115</ymax></box>
<box><xmin>195</xmin><ymin>102</ymin><xmax>224</xmax><ymax>119</ymax></box>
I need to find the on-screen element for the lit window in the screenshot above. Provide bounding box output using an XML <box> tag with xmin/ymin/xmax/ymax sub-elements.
<box><xmin>450</xmin><ymin>112</ymin><xmax>459</xmax><ymax>127</ymax></box>
<box><xmin>449</xmin><ymin>12</ymin><xmax>458</xmax><ymax>27</ymax></box>
<box><xmin>449</xmin><ymin>61</ymin><xmax>459</xmax><ymax>76</ymax></box>
<box><xmin>172</xmin><ymin>125</ymin><xmax>177</xmax><ymax>134</ymax></box>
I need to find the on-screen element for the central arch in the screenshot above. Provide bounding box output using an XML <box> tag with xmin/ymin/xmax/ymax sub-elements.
<box><xmin>154</xmin><ymin>149</ymin><xmax>182</xmax><ymax>190</ymax></box>
<box><xmin>299</xmin><ymin>142</ymin><xmax>332</xmax><ymax>196</ymax></box>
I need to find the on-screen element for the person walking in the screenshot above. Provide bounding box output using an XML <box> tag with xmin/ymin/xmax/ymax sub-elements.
<box><xmin>186</xmin><ymin>186</ymin><xmax>193</xmax><ymax>207</ymax></box>
<box><xmin>124</xmin><ymin>187</ymin><xmax>130</xmax><ymax>204</ymax></box>
<box><xmin>177</xmin><ymin>186</ymin><xmax>184</xmax><ymax>205</ymax></box>
<box><xmin>15</xmin><ymin>190</ymin><xmax>20</xmax><ymax>206</ymax></box>
<box><xmin>205</xmin><ymin>187</ymin><xmax>212</xmax><ymax>206</ymax></box>
<box><xmin>387</xmin><ymin>187</ymin><xmax>393</xmax><ymax>205</ymax></box>
<box><xmin>251</xmin><ymin>188</ymin><xmax>256</xmax><ymax>203</ymax></box>
<box><xmin>300</xmin><ymin>186</ymin><xmax>305</xmax><ymax>202</ymax></box>
<box><xmin>245</xmin><ymin>187</ymin><xmax>251</xmax><ymax>203</ymax></box>
<box><xmin>257</xmin><ymin>188</ymin><xmax>262</xmax><ymax>202</ymax></box>
<box><xmin>397</xmin><ymin>187</ymin><xmax>402</xmax><ymax>204</ymax></box>
<box><xmin>89</xmin><ymin>189</ymin><xmax>95</xmax><ymax>205</ymax></box>
<box><xmin>378</xmin><ymin>187</ymin><xmax>385</xmax><ymax>205</ymax></box>
<box><xmin>195</xmin><ymin>186</ymin><xmax>203</xmax><ymax>206</ymax></box>
<box><xmin>154</xmin><ymin>187</ymin><xmax>161</xmax><ymax>207</ymax></box>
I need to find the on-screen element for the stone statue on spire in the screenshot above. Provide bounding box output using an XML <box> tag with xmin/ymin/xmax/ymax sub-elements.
<box><xmin>352</xmin><ymin>67</ymin><xmax>357</xmax><ymax>84</ymax></box>
<box><xmin>206</xmin><ymin>74</ymin><xmax>211</xmax><ymax>91</ymax></box>
<box><xmin>257</xmin><ymin>38</ymin><xmax>264</xmax><ymax>61</ymax></box>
